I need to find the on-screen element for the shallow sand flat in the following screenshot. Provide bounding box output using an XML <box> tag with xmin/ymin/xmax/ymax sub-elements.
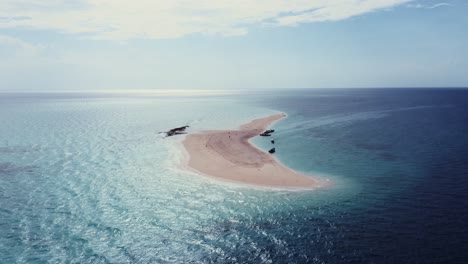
<box><xmin>182</xmin><ymin>113</ymin><xmax>326</xmax><ymax>189</ymax></box>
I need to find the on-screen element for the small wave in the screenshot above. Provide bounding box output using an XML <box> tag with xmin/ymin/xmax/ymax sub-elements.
<box><xmin>283</xmin><ymin>104</ymin><xmax>453</xmax><ymax>132</ymax></box>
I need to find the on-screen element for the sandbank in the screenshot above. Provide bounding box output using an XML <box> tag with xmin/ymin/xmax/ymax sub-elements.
<box><xmin>182</xmin><ymin>113</ymin><xmax>326</xmax><ymax>189</ymax></box>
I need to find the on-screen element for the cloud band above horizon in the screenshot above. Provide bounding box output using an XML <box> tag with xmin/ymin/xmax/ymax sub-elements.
<box><xmin>0</xmin><ymin>0</ymin><xmax>413</xmax><ymax>40</ymax></box>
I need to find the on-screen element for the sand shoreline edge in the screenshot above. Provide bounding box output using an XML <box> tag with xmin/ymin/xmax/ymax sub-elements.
<box><xmin>181</xmin><ymin>113</ymin><xmax>329</xmax><ymax>190</ymax></box>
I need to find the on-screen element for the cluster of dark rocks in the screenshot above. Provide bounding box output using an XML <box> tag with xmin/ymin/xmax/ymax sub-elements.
<box><xmin>161</xmin><ymin>125</ymin><xmax>189</xmax><ymax>138</ymax></box>
<box><xmin>259</xmin><ymin>129</ymin><xmax>276</xmax><ymax>154</ymax></box>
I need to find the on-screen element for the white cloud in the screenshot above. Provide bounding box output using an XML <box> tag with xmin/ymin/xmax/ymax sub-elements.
<box><xmin>0</xmin><ymin>0</ymin><xmax>413</xmax><ymax>40</ymax></box>
<box><xmin>407</xmin><ymin>2</ymin><xmax>452</xmax><ymax>9</ymax></box>
<box><xmin>427</xmin><ymin>3</ymin><xmax>452</xmax><ymax>8</ymax></box>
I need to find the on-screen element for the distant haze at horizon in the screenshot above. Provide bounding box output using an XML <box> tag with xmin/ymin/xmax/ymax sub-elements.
<box><xmin>0</xmin><ymin>0</ymin><xmax>467</xmax><ymax>91</ymax></box>
<box><xmin>2</xmin><ymin>88</ymin><xmax>468</xmax><ymax>97</ymax></box>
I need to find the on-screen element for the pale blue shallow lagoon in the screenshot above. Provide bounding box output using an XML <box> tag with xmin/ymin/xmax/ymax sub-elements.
<box><xmin>1</xmin><ymin>89</ymin><xmax>467</xmax><ymax>263</ymax></box>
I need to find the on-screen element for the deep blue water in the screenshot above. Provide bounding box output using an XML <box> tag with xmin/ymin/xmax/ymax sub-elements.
<box><xmin>1</xmin><ymin>89</ymin><xmax>467</xmax><ymax>263</ymax></box>
<box><xmin>251</xmin><ymin>88</ymin><xmax>468</xmax><ymax>263</ymax></box>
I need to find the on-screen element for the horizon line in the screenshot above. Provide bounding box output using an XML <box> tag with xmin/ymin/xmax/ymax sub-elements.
<box><xmin>1</xmin><ymin>87</ymin><xmax>468</xmax><ymax>94</ymax></box>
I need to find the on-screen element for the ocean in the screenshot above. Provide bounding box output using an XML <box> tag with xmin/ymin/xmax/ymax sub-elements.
<box><xmin>1</xmin><ymin>89</ymin><xmax>467</xmax><ymax>263</ymax></box>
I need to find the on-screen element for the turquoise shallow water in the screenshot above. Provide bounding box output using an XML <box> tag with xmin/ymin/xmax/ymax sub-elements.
<box><xmin>1</xmin><ymin>89</ymin><xmax>468</xmax><ymax>263</ymax></box>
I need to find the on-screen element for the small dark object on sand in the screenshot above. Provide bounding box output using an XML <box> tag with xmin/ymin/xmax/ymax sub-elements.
<box><xmin>260</xmin><ymin>129</ymin><xmax>275</xmax><ymax>137</ymax></box>
<box><xmin>161</xmin><ymin>126</ymin><xmax>189</xmax><ymax>138</ymax></box>
<box><xmin>271</xmin><ymin>139</ymin><xmax>275</xmax><ymax>144</ymax></box>
<box><xmin>268</xmin><ymin>148</ymin><xmax>275</xmax><ymax>154</ymax></box>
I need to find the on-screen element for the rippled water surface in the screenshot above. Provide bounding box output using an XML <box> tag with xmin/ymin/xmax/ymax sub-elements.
<box><xmin>1</xmin><ymin>89</ymin><xmax>467</xmax><ymax>263</ymax></box>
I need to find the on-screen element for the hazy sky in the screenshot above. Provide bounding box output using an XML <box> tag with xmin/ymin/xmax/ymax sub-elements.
<box><xmin>0</xmin><ymin>0</ymin><xmax>467</xmax><ymax>91</ymax></box>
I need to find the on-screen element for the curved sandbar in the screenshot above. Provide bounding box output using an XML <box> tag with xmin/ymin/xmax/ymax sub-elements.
<box><xmin>182</xmin><ymin>113</ymin><xmax>326</xmax><ymax>189</ymax></box>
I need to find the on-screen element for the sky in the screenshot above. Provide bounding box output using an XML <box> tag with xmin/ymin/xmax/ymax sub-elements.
<box><xmin>0</xmin><ymin>0</ymin><xmax>467</xmax><ymax>91</ymax></box>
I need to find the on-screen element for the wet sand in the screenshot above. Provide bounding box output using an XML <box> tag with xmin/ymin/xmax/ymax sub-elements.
<box><xmin>182</xmin><ymin>113</ymin><xmax>326</xmax><ymax>189</ymax></box>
